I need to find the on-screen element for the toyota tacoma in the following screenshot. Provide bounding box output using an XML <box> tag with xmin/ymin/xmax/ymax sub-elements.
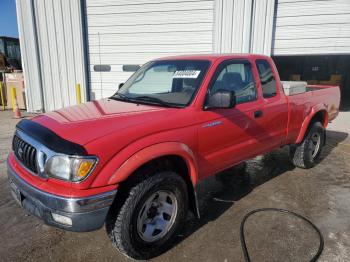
<box><xmin>7</xmin><ymin>54</ymin><xmax>340</xmax><ymax>259</ymax></box>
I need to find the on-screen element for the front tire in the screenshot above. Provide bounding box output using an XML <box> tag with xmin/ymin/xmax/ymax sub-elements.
<box><xmin>290</xmin><ymin>121</ymin><xmax>325</xmax><ymax>169</ymax></box>
<box><xmin>107</xmin><ymin>171</ymin><xmax>188</xmax><ymax>259</ymax></box>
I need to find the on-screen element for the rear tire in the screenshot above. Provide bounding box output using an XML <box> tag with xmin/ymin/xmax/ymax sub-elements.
<box><xmin>290</xmin><ymin>121</ymin><xmax>325</xmax><ymax>169</ymax></box>
<box><xmin>106</xmin><ymin>171</ymin><xmax>188</xmax><ymax>259</ymax></box>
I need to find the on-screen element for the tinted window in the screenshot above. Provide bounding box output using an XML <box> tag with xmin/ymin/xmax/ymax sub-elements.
<box><xmin>256</xmin><ymin>60</ymin><xmax>277</xmax><ymax>98</ymax></box>
<box><xmin>208</xmin><ymin>61</ymin><xmax>257</xmax><ymax>104</ymax></box>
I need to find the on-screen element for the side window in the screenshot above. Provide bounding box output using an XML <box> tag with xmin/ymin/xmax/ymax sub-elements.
<box><xmin>256</xmin><ymin>60</ymin><xmax>277</xmax><ymax>98</ymax></box>
<box><xmin>209</xmin><ymin>61</ymin><xmax>257</xmax><ymax>104</ymax></box>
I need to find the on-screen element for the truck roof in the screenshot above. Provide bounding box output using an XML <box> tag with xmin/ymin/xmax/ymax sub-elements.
<box><xmin>156</xmin><ymin>53</ymin><xmax>271</xmax><ymax>62</ymax></box>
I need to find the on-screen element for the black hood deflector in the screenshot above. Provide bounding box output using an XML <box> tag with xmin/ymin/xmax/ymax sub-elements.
<box><xmin>16</xmin><ymin>119</ymin><xmax>87</xmax><ymax>155</ymax></box>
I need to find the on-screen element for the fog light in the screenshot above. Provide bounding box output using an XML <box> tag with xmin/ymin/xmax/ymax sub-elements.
<box><xmin>51</xmin><ymin>213</ymin><xmax>72</xmax><ymax>226</ymax></box>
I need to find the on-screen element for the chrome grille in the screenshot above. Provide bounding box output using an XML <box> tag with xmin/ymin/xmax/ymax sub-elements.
<box><xmin>12</xmin><ymin>135</ymin><xmax>38</xmax><ymax>174</ymax></box>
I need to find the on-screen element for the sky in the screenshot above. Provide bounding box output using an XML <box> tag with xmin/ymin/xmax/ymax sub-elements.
<box><xmin>0</xmin><ymin>0</ymin><xmax>19</xmax><ymax>38</ymax></box>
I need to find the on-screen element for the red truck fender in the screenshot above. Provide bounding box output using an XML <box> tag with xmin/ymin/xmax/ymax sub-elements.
<box><xmin>103</xmin><ymin>142</ymin><xmax>201</xmax><ymax>217</ymax></box>
<box><xmin>295</xmin><ymin>104</ymin><xmax>329</xmax><ymax>144</ymax></box>
<box><xmin>106</xmin><ymin>142</ymin><xmax>199</xmax><ymax>186</ymax></box>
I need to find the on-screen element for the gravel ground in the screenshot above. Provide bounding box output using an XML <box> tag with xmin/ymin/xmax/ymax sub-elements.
<box><xmin>0</xmin><ymin>110</ymin><xmax>349</xmax><ymax>262</ymax></box>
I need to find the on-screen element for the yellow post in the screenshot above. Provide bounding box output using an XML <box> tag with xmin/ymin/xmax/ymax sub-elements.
<box><xmin>11</xmin><ymin>87</ymin><xmax>17</xmax><ymax>112</ymax></box>
<box><xmin>76</xmin><ymin>83</ymin><xmax>82</xmax><ymax>104</ymax></box>
<box><xmin>0</xmin><ymin>82</ymin><xmax>5</xmax><ymax>110</ymax></box>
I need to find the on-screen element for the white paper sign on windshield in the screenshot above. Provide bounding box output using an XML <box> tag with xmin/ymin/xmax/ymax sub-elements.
<box><xmin>173</xmin><ymin>70</ymin><xmax>201</xmax><ymax>79</ymax></box>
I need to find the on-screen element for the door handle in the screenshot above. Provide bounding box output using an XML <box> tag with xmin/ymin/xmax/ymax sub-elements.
<box><xmin>254</xmin><ymin>110</ymin><xmax>263</xmax><ymax>118</ymax></box>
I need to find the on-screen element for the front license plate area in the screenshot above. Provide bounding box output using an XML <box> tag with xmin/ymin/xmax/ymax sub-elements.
<box><xmin>9</xmin><ymin>180</ymin><xmax>22</xmax><ymax>206</ymax></box>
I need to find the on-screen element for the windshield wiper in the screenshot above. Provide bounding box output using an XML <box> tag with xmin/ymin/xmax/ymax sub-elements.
<box><xmin>112</xmin><ymin>94</ymin><xmax>179</xmax><ymax>108</ymax></box>
<box><xmin>111</xmin><ymin>93</ymin><xmax>133</xmax><ymax>102</ymax></box>
<box><xmin>133</xmin><ymin>96</ymin><xmax>174</xmax><ymax>107</ymax></box>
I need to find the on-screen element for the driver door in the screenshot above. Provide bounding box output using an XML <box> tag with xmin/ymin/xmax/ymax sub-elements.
<box><xmin>196</xmin><ymin>59</ymin><xmax>266</xmax><ymax>178</ymax></box>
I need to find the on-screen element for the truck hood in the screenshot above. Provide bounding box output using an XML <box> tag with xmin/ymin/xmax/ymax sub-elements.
<box><xmin>32</xmin><ymin>99</ymin><xmax>177</xmax><ymax>145</ymax></box>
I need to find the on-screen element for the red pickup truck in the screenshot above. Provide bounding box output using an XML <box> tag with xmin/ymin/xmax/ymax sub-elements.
<box><xmin>8</xmin><ymin>54</ymin><xmax>340</xmax><ymax>259</ymax></box>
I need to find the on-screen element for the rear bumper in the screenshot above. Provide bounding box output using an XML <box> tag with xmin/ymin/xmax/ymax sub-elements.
<box><xmin>7</xmin><ymin>161</ymin><xmax>117</xmax><ymax>232</ymax></box>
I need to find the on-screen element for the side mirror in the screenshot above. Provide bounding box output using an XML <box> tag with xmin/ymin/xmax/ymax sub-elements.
<box><xmin>205</xmin><ymin>90</ymin><xmax>236</xmax><ymax>109</ymax></box>
<box><xmin>118</xmin><ymin>83</ymin><xmax>124</xmax><ymax>89</ymax></box>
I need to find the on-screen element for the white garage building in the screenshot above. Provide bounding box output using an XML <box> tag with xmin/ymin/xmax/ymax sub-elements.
<box><xmin>16</xmin><ymin>0</ymin><xmax>350</xmax><ymax>112</ymax></box>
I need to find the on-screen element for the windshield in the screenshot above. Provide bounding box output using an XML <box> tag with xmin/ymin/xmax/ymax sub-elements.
<box><xmin>113</xmin><ymin>60</ymin><xmax>210</xmax><ymax>107</ymax></box>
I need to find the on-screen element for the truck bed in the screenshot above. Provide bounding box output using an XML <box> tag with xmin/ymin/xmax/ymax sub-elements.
<box><xmin>285</xmin><ymin>84</ymin><xmax>340</xmax><ymax>144</ymax></box>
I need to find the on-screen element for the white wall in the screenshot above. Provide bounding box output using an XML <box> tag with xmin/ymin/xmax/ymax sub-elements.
<box><xmin>16</xmin><ymin>0</ymin><xmax>88</xmax><ymax>112</ymax></box>
<box><xmin>273</xmin><ymin>0</ymin><xmax>350</xmax><ymax>55</ymax></box>
<box><xmin>18</xmin><ymin>0</ymin><xmax>350</xmax><ymax>112</ymax></box>
<box><xmin>213</xmin><ymin>0</ymin><xmax>276</xmax><ymax>55</ymax></box>
<box><xmin>16</xmin><ymin>0</ymin><xmax>43</xmax><ymax>112</ymax></box>
<box><xmin>85</xmin><ymin>0</ymin><xmax>215</xmax><ymax>99</ymax></box>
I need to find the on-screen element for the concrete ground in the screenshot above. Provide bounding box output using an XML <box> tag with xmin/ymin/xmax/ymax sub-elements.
<box><xmin>0</xmin><ymin>110</ymin><xmax>349</xmax><ymax>262</ymax></box>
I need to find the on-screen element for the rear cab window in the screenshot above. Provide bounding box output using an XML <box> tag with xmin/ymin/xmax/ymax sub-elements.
<box><xmin>256</xmin><ymin>59</ymin><xmax>277</xmax><ymax>98</ymax></box>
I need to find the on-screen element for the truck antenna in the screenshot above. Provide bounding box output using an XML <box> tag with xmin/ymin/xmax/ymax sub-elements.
<box><xmin>98</xmin><ymin>32</ymin><xmax>103</xmax><ymax>99</ymax></box>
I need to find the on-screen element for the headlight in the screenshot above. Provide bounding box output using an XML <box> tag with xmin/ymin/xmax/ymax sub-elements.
<box><xmin>44</xmin><ymin>155</ymin><xmax>97</xmax><ymax>182</ymax></box>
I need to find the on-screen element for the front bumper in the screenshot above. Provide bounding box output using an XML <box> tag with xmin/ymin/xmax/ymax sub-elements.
<box><xmin>7</xmin><ymin>162</ymin><xmax>117</xmax><ymax>232</ymax></box>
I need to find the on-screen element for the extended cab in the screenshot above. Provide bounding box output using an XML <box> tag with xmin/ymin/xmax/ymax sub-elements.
<box><xmin>7</xmin><ymin>54</ymin><xmax>340</xmax><ymax>259</ymax></box>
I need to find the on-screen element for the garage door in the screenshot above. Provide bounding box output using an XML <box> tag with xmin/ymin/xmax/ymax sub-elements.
<box><xmin>273</xmin><ymin>0</ymin><xmax>350</xmax><ymax>55</ymax></box>
<box><xmin>85</xmin><ymin>0</ymin><xmax>214</xmax><ymax>99</ymax></box>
